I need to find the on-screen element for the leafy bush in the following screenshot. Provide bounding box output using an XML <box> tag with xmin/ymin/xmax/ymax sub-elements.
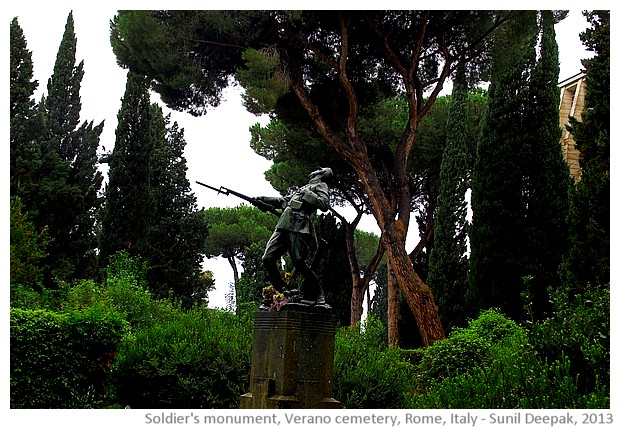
<box><xmin>10</xmin><ymin>196</ymin><xmax>51</xmax><ymax>300</ymax></box>
<box><xmin>410</xmin><ymin>331</ymin><xmax>609</xmax><ymax>409</ymax></box>
<box><xmin>64</xmin><ymin>251</ymin><xmax>175</xmax><ymax>330</ymax></box>
<box><xmin>333</xmin><ymin>316</ymin><xmax>414</xmax><ymax>408</ymax></box>
<box><xmin>466</xmin><ymin>308</ymin><xmax>523</xmax><ymax>343</ymax></box>
<box><xmin>417</xmin><ymin>332</ymin><xmax>492</xmax><ymax>384</ymax></box>
<box><xmin>10</xmin><ymin>307</ymin><xmax>126</xmax><ymax>408</ymax></box>
<box><xmin>416</xmin><ymin>309</ymin><xmax>518</xmax><ymax>386</ymax></box>
<box><xmin>529</xmin><ymin>283</ymin><xmax>610</xmax><ymax>395</ymax></box>
<box><xmin>110</xmin><ymin>307</ymin><xmax>253</xmax><ymax>408</ymax></box>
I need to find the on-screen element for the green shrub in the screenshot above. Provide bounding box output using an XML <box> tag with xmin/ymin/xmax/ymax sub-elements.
<box><xmin>410</xmin><ymin>331</ymin><xmax>609</xmax><ymax>409</ymax></box>
<box><xmin>529</xmin><ymin>283</ymin><xmax>610</xmax><ymax>395</ymax></box>
<box><xmin>333</xmin><ymin>316</ymin><xmax>414</xmax><ymax>408</ymax></box>
<box><xmin>417</xmin><ymin>332</ymin><xmax>492</xmax><ymax>384</ymax></box>
<box><xmin>10</xmin><ymin>196</ymin><xmax>51</xmax><ymax>298</ymax></box>
<box><xmin>466</xmin><ymin>308</ymin><xmax>523</xmax><ymax>343</ymax></box>
<box><xmin>416</xmin><ymin>309</ymin><xmax>518</xmax><ymax>387</ymax></box>
<box><xmin>64</xmin><ymin>251</ymin><xmax>176</xmax><ymax>330</ymax></box>
<box><xmin>110</xmin><ymin>307</ymin><xmax>253</xmax><ymax>408</ymax></box>
<box><xmin>10</xmin><ymin>307</ymin><xmax>127</xmax><ymax>408</ymax></box>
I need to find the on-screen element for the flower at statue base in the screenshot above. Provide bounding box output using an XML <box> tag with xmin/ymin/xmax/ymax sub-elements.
<box><xmin>262</xmin><ymin>285</ymin><xmax>277</xmax><ymax>301</ymax></box>
<box><xmin>270</xmin><ymin>292</ymin><xmax>288</xmax><ymax>311</ymax></box>
<box><xmin>262</xmin><ymin>285</ymin><xmax>288</xmax><ymax>311</ymax></box>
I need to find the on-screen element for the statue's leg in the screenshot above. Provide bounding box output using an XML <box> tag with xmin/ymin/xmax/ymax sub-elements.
<box><xmin>289</xmin><ymin>233</ymin><xmax>322</xmax><ymax>303</ymax></box>
<box><xmin>262</xmin><ymin>230</ymin><xmax>288</xmax><ymax>292</ymax></box>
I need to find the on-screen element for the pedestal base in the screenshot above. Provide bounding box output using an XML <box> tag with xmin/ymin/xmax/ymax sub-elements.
<box><xmin>240</xmin><ymin>304</ymin><xmax>340</xmax><ymax>409</ymax></box>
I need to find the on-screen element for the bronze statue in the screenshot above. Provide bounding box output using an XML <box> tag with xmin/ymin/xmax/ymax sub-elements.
<box><xmin>256</xmin><ymin>167</ymin><xmax>332</xmax><ymax>305</ymax></box>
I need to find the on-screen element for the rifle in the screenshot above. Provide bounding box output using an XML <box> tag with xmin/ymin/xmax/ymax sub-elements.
<box><xmin>196</xmin><ymin>181</ymin><xmax>281</xmax><ymax>217</ymax></box>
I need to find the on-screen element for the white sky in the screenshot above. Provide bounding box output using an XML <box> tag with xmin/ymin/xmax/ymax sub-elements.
<box><xmin>6</xmin><ymin>4</ymin><xmax>596</xmax><ymax>309</ymax></box>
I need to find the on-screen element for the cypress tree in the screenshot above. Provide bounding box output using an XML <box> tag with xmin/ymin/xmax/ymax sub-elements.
<box><xmin>562</xmin><ymin>11</ymin><xmax>610</xmax><ymax>291</ymax></box>
<box><xmin>313</xmin><ymin>213</ymin><xmax>352</xmax><ymax>327</ymax></box>
<box><xmin>101</xmin><ymin>72</ymin><xmax>211</xmax><ymax>305</ymax></box>
<box><xmin>146</xmin><ymin>105</ymin><xmax>211</xmax><ymax>305</ymax></box>
<box><xmin>521</xmin><ymin>11</ymin><xmax>571</xmax><ymax>319</ymax></box>
<box><xmin>42</xmin><ymin>12</ymin><xmax>82</xmax><ymax>156</ymax></box>
<box><xmin>16</xmin><ymin>12</ymin><xmax>104</xmax><ymax>283</ymax></box>
<box><xmin>468</xmin><ymin>12</ymin><xmax>538</xmax><ymax>320</ymax></box>
<box><xmin>100</xmin><ymin>71</ymin><xmax>155</xmax><ymax>264</ymax></box>
<box><xmin>10</xmin><ymin>17</ymin><xmax>41</xmax><ymax>200</ymax></box>
<box><xmin>427</xmin><ymin>67</ymin><xmax>471</xmax><ymax>332</ymax></box>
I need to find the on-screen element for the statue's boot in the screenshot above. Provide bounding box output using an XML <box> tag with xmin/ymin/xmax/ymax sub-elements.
<box><xmin>299</xmin><ymin>280</ymin><xmax>325</xmax><ymax>305</ymax></box>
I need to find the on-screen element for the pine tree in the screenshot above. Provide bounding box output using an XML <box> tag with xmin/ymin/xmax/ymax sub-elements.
<box><xmin>562</xmin><ymin>11</ymin><xmax>610</xmax><ymax>290</ymax></box>
<box><xmin>427</xmin><ymin>68</ymin><xmax>471</xmax><ymax>332</ymax></box>
<box><xmin>521</xmin><ymin>11</ymin><xmax>571</xmax><ymax>319</ymax></box>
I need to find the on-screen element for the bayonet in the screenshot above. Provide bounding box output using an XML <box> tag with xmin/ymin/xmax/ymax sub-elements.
<box><xmin>196</xmin><ymin>181</ymin><xmax>281</xmax><ymax>217</ymax></box>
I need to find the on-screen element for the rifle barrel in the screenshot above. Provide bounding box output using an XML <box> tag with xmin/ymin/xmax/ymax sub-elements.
<box><xmin>196</xmin><ymin>181</ymin><xmax>280</xmax><ymax>217</ymax></box>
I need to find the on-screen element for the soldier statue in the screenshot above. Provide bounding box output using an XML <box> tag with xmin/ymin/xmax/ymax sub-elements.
<box><xmin>255</xmin><ymin>167</ymin><xmax>332</xmax><ymax>305</ymax></box>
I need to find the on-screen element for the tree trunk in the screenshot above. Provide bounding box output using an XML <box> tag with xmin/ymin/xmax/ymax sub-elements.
<box><xmin>289</xmin><ymin>56</ymin><xmax>445</xmax><ymax>346</ymax></box>
<box><xmin>331</xmin><ymin>206</ymin><xmax>384</xmax><ymax>327</ymax></box>
<box><xmin>350</xmin><ymin>278</ymin><xmax>364</xmax><ymax>326</ymax></box>
<box><xmin>387</xmin><ymin>260</ymin><xmax>399</xmax><ymax>346</ymax></box>
<box><xmin>227</xmin><ymin>256</ymin><xmax>240</xmax><ymax>314</ymax></box>
<box><xmin>383</xmin><ymin>220</ymin><xmax>444</xmax><ymax>346</ymax></box>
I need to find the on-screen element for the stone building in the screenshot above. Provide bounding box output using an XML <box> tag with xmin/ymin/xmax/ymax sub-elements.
<box><xmin>558</xmin><ymin>72</ymin><xmax>587</xmax><ymax>181</ymax></box>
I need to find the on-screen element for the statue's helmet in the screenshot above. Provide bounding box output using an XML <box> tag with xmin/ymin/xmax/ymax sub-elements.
<box><xmin>309</xmin><ymin>167</ymin><xmax>333</xmax><ymax>181</ymax></box>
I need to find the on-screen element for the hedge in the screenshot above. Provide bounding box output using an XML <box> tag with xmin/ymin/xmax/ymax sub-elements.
<box><xmin>10</xmin><ymin>307</ymin><xmax>126</xmax><ymax>408</ymax></box>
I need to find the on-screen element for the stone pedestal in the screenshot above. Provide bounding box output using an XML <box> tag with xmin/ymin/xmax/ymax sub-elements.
<box><xmin>240</xmin><ymin>304</ymin><xmax>340</xmax><ymax>409</ymax></box>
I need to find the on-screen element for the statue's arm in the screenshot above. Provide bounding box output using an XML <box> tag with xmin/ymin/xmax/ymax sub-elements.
<box><xmin>302</xmin><ymin>183</ymin><xmax>330</xmax><ymax>211</ymax></box>
<box><xmin>256</xmin><ymin>195</ymin><xmax>287</xmax><ymax>208</ymax></box>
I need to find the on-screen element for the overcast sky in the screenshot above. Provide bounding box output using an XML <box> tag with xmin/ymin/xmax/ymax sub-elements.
<box><xmin>7</xmin><ymin>4</ymin><xmax>595</xmax><ymax>309</ymax></box>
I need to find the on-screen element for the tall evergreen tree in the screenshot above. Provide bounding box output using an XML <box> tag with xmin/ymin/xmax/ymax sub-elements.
<box><xmin>14</xmin><ymin>12</ymin><xmax>103</xmax><ymax>283</ymax></box>
<box><xmin>469</xmin><ymin>11</ymin><xmax>573</xmax><ymax>322</ymax></box>
<box><xmin>468</xmin><ymin>12</ymin><xmax>538</xmax><ymax>320</ymax></box>
<box><xmin>101</xmin><ymin>71</ymin><xmax>211</xmax><ymax>305</ymax></box>
<box><xmin>521</xmin><ymin>11</ymin><xmax>571</xmax><ymax>320</ymax></box>
<box><xmin>100</xmin><ymin>71</ymin><xmax>154</xmax><ymax>263</ymax></box>
<box><xmin>10</xmin><ymin>17</ymin><xmax>41</xmax><ymax>199</ymax></box>
<box><xmin>427</xmin><ymin>68</ymin><xmax>472</xmax><ymax>332</ymax></box>
<box><xmin>562</xmin><ymin>10</ymin><xmax>610</xmax><ymax>291</ymax></box>
<box><xmin>146</xmin><ymin>106</ymin><xmax>211</xmax><ymax>305</ymax></box>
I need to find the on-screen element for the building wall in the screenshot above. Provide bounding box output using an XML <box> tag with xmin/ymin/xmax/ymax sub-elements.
<box><xmin>558</xmin><ymin>72</ymin><xmax>587</xmax><ymax>181</ymax></box>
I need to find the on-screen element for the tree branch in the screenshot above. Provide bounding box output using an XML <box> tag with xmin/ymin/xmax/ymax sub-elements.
<box><xmin>337</xmin><ymin>13</ymin><xmax>359</xmax><ymax>140</ymax></box>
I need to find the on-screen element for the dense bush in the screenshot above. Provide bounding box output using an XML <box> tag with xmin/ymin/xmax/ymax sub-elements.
<box><xmin>10</xmin><ymin>307</ymin><xmax>126</xmax><ymax>408</ymax></box>
<box><xmin>11</xmin><ymin>246</ymin><xmax>608</xmax><ymax>410</ymax></box>
<box><xmin>10</xmin><ymin>196</ymin><xmax>51</xmax><ymax>303</ymax></box>
<box><xmin>410</xmin><ymin>331</ymin><xmax>609</xmax><ymax>408</ymax></box>
<box><xmin>110</xmin><ymin>307</ymin><xmax>253</xmax><ymax>408</ymax></box>
<box><xmin>465</xmin><ymin>307</ymin><xmax>523</xmax><ymax>343</ymax></box>
<box><xmin>63</xmin><ymin>251</ymin><xmax>176</xmax><ymax>330</ymax></box>
<box><xmin>417</xmin><ymin>331</ymin><xmax>492</xmax><ymax>384</ymax></box>
<box><xmin>333</xmin><ymin>316</ymin><xmax>415</xmax><ymax>408</ymax></box>
<box><xmin>416</xmin><ymin>309</ymin><xmax>520</xmax><ymax>385</ymax></box>
<box><xmin>409</xmin><ymin>308</ymin><xmax>609</xmax><ymax>409</ymax></box>
<box><xmin>529</xmin><ymin>283</ymin><xmax>610</xmax><ymax>395</ymax></box>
